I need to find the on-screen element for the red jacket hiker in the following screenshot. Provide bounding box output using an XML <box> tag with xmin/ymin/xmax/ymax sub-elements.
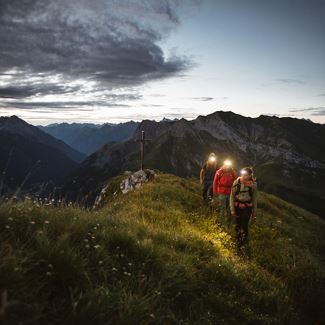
<box><xmin>213</xmin><ymin>167</ymin><xmax>237</xmax><ymax>195</ymax></box>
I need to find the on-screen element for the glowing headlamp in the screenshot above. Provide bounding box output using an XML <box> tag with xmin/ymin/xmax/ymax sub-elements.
<box><xmin>208</xmin><ymin>156</ymin><xmax>216</xmax><ymax>163</ymax></box>
<box><xmin>240</xmin><ymin>169</ymin><xmax>248</xmax><ymax>175</ymax></box>
<box><xmin>224</xmin><ymin>160</ymin><xmax>232</xmax><ymax>167</ymax></box>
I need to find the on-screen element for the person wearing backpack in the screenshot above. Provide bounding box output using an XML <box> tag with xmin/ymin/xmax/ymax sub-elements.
<box><xmin>230</xmin><ymin>167</ymin><xmax>257</xmax><ymax>256</ymax></box>
<box><xmin>213</xmin><ymin>160</ymin><xmax>237</xmax><ymax>226</ymax></box>
<box><xmin>200</xmin><ymin>153</ymin><xmax>218</xmax><ymax>202</ymax></box>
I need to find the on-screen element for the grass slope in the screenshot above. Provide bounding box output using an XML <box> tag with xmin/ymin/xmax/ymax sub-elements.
<box><xmin>0</xmin><ymin>173</ymin><xmax>324</xmax><ymax>324</ymax></box>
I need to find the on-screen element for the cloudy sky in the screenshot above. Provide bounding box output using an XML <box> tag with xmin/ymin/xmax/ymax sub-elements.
<box><xmin>0</xmin><ymin>0</ymin><xmax>324</xmax><ymax>125</ymax></box>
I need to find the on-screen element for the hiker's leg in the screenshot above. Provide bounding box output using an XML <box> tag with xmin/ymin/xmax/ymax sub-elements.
<box><xmin>207</xmin><ymin>184</ymin><xmax>213</xmax><ymax>201</ymax></box>
<box><xmin>218</xmin><ymin>195</ymin><xmax>227</xmax><ymax>222</ymax></box>
<box><xmin>235</xmin><ymin>208</ymin><xmax>244</xmax><ymax>251</ymax></box>
<box><xmin>202</xmin><ymin>183</ymin><xmax>208</xmax><ymax>200</ymax></box>
<box><xmin>242</xmin><ymin>208</ymin><xmax>251</xmax><ymax>246</ymax></box>
<box><xmin>225</xmin><ymin>195</ymin><xmax>231</xmax><ymax>227</ymax></box>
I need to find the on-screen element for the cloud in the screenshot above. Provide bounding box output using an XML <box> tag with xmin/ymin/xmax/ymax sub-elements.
<box><xmin>289</xmin><ymin>107</ymin><xmax>325</xmax><ymax>116</ymax></box>
<box><xmin>0</xmin><ymin>0</ymin><xmax>199</xmax><ymax>109</ymax></box>
<box><xmin>259</xmin><ymin>78</ymin><xmax>306</xmax><ymax>89</ymax></box>
<box><xmin>317</xmin><ymin>93</ymin><xmax>325</xmax><ymax>96</ymax></box>
<box><xmin>191</xmin><ymin>97</ymin><xmax>214</xmax><ymax>101</ymax></box>
<box><xmin>276</xmin><ymin>78</ymin><xmax>306</xmax><ymax>85</ymax></box>
<box><xmin>0</xmin><ymin>0</ymin><xmax>196</xmax><ymax>83</ymax></box>
<box><xmin>0</xmin><ymin>84</ymin><xmax>80</xmax><ymax>98</ymax></box>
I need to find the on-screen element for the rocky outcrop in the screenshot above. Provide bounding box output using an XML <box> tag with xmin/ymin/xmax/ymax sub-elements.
<box><xmin>120</xmin><ymin>169</ymin><xmax>156</xmax><ymax>194</ymax></box>
<box><xmin>92</xmin><ymin>169</ymin><xmax>155</xmax><ymax>209</ymax></box>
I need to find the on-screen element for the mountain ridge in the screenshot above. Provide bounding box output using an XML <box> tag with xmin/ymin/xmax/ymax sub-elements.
<box><xmin>39</xmin><ymin>120</ymin><xmax>139</xmax><ymax>155</ymax></box>
<box><xmin>62</xmin><ymin>110</ymin><xmax>325</xmax><ymax>215</ymax></box>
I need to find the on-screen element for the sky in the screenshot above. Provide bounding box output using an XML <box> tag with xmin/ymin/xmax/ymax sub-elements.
<box><xmin>0</xmin><ymin>0</ymin><xmax>324</xmax><ymax>125</ymax></box>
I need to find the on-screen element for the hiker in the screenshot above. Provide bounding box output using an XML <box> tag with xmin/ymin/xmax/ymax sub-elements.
<box><xmin>213</xmin><ymin>160</ymin><xmax>237</xmax><ymax>226</ymax></box>
<box><xmin>200</xmin><ymin>153</ymin><xmax>218</xmax><ymax>202</ymax></box>
<box><xmin>230</xmin><ymin>167</ymin><xmax>257</xmax><ymax>256</ymax></box>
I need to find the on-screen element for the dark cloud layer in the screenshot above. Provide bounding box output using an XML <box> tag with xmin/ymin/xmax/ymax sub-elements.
<box><xmin>0</xmin><ymin>1</ymin><xmax>195</xmax><ymax>83</ymax></box>
<box><xmin>0</xmin><ymin>84</ymin><xmax>80</xmax><ymax>98</ymax></box>
<box><xmin>0</xmin><ymin>0</ymin><xmax>199</xmax><ymax>108</ymax></box>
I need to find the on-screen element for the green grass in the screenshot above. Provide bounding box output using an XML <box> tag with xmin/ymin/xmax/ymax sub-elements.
<box><xmin>0</xmin><ymin>173</ymin><xmax>324</xmax><ymax>324</ymax></box>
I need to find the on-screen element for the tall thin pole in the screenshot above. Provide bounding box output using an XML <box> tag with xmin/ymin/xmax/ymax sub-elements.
<box><xmin>135</xmin><ymin>130</ymin><xmax>151</xmax><ymax>171</ymax></box>
<box><xmin>140</xmin><ymin>130</ymin><xmax>144</xmax><ymax>170</ymax></box>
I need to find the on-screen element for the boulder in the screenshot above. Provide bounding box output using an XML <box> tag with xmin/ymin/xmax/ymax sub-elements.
<box><xmin>120</xmin><ymin>169</ymin><xmax>155</xmax><ymax>194</ymax></box>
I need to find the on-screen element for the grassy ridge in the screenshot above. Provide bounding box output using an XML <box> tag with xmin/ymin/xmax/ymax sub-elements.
<box><xmin>0</xmin><ymin>173</ymin><xmax>324</xmax><ymax>324</ymax></box>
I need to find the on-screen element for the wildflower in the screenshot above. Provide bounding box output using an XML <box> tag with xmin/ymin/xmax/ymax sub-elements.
<box><xmin>98</xmin><ymin>260</ymin><xmax>103</xmax><ymax>265</ymax></box>
<box><xmin>128</xmin><ymin>263</ymin><xmax>132</xmax><ymax>266</ymax></box>
<box><xmin>48</xmin><ymin>264</ymin><xmax>53</xmax><ymax>269</ymax></box>
<box><xmin>150</xmin><ymin>314</ymin><xmax>155</xmax><ymax>319</ymax></box>
<box><xmin>93</xmin><ymin>226</ymin><xmax>98</xmax><ymax>230</ymax></box>
<box><xmin>84</xmin><ymin>239</ymin><xmax>89</xmax><ymax>243</ymax></box>
<box><xmin>46</xmin><ymin>272</ymin><xmax>52</xmax><ymax>276</ymax></box>
<box><xmin>91</xmin><ymin>236</ymin><xmax>95</xmax><ymax>240</ymax></box>
<box><xmin>5</xmin><ymin>225</ymin><xmax>10</xmax><ymax>229</ymax></box>
<box><xmin>94</xmin><ymin>245</ymin><xmax>101</xmax><ymax>249</ymax></box>
<box><xmin>85</xmin><ymin>244</ymin><xmax>90</xmax><ymax>249</ymax></box>
<box><xmin>44</xmin><ymin>220</ymin><xmax>50</xmax><ymax>224</ymax></box>
<box><xmin>112</xmin><ymin>267</ymin><xmax>118</xmax><ymax>272</ymax></box>
<box><xmin>30</xmin><ymin>221</ymin><xmax>35</xmax><ymax>225</ymax></box>
<box><xmin>8</xmin><ymin>217</ymin><xmax>13</xmax><ymax>222</ymax></box>
<box><xmin>37</xmin><ymin>230</ymin><xmax>44</xmax><ymax>235</ymax></box>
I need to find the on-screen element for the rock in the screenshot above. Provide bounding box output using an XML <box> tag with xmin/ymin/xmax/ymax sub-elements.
<box><xmin>92</xmin><ymin>183</ymin><xmax>110</xmax><ymax>210</ymax></box>
<box><xmin>92</xmin><ymin>169</ymin><xmax>155</xmax><ymax>210</ymax></box>
<box><xmin>120</xmin><ymin>169</ymin><xmax>155</xmax><ymax>194</ymax></box>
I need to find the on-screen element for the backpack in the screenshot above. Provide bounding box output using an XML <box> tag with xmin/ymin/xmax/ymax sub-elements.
<box><xmin>234</xmin><ymin>177</ymin><xmax>253</xmax><ymax>198</ymax></box>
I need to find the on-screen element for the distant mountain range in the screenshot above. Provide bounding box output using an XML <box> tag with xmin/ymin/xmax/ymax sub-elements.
<box><xmin>0</xmin><ymin>116</ymin><xmax>85</xmax><ymax>195</ymax></box>
<box><xmin>62</xmin><ymin>111</ymin><xmax>325</xmax><ymax>216</ymax></box>
<box><xmin>39</xmin><ymin>121</ymin><xmax>139</xmax><ymax>155</ymax></box>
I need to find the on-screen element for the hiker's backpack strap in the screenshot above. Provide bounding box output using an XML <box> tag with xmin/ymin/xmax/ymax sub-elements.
<box><xmin>234</xmin><ymin>178</ymin><xmax>241</xmax><ymax>196</ymax></box>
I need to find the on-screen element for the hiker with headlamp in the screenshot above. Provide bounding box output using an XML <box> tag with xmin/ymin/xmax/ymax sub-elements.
<box><xmin>230</xmin><ymin>167</ymin><xmax>257</xmax><ymax>256</ymax></box>
<box><xmin>213</xmin><ymin>159</ymin><xmax>237</xmax><ymax>226</ymax></box>
<box><xmin>200</xmin><ymin>153</ymin><xmax>218</xmax><ymax>202</ymax></box>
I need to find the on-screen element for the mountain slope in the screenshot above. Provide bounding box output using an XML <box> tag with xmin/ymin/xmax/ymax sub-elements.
<box><xmin>62</xmin><ymin>111</ymin><xmax>325</xmax><ymax>215</ymax></box>
<box><xmin>39</xmin><ymin>121</ymin><xmax>139</xmax><ymax>155</ymax></box>
<box><xmin>0</xmin><ymin>131</ymin><xmax>78</xmax><ymax>194</ymax></box>
<box><xmin>0</xmin><ymin>173</ymin><xmax>324</xmax><ymax>324</ymax></box>
<box><xmin>0</xmin><ymin>116</ymin><xmax>85</xmax><ymax>162</ymax></box>
<box><xmin>0</xmin><ymin>116</ymin><xmax>84</xmax><ymax>194</ymax></box>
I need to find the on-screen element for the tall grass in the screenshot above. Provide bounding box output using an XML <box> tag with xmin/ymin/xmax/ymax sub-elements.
<box><xmin>0</xmin><ymin>173</ymin><xmax>324</xmax><ymax>324</ymax></box>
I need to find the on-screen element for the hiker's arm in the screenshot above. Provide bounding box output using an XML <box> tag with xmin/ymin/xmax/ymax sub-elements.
<box><xmin>252</xmin><ymin>183</ymin><xmax>258</xmax><ymax>217</ymax></box>
<box><xmin>230</xmin><ymin>183</ymin><xmax>236</xmax><ymax>215</ymax></box>
<box><xmin>200</xmin><ymin>169</ymin><xmax>205</xmax><ymax>184</ymax></box>
<box><xmin>213</xmin><ymin>171</ymin><xmax>219</xmax><ymax>195</ymax></box>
